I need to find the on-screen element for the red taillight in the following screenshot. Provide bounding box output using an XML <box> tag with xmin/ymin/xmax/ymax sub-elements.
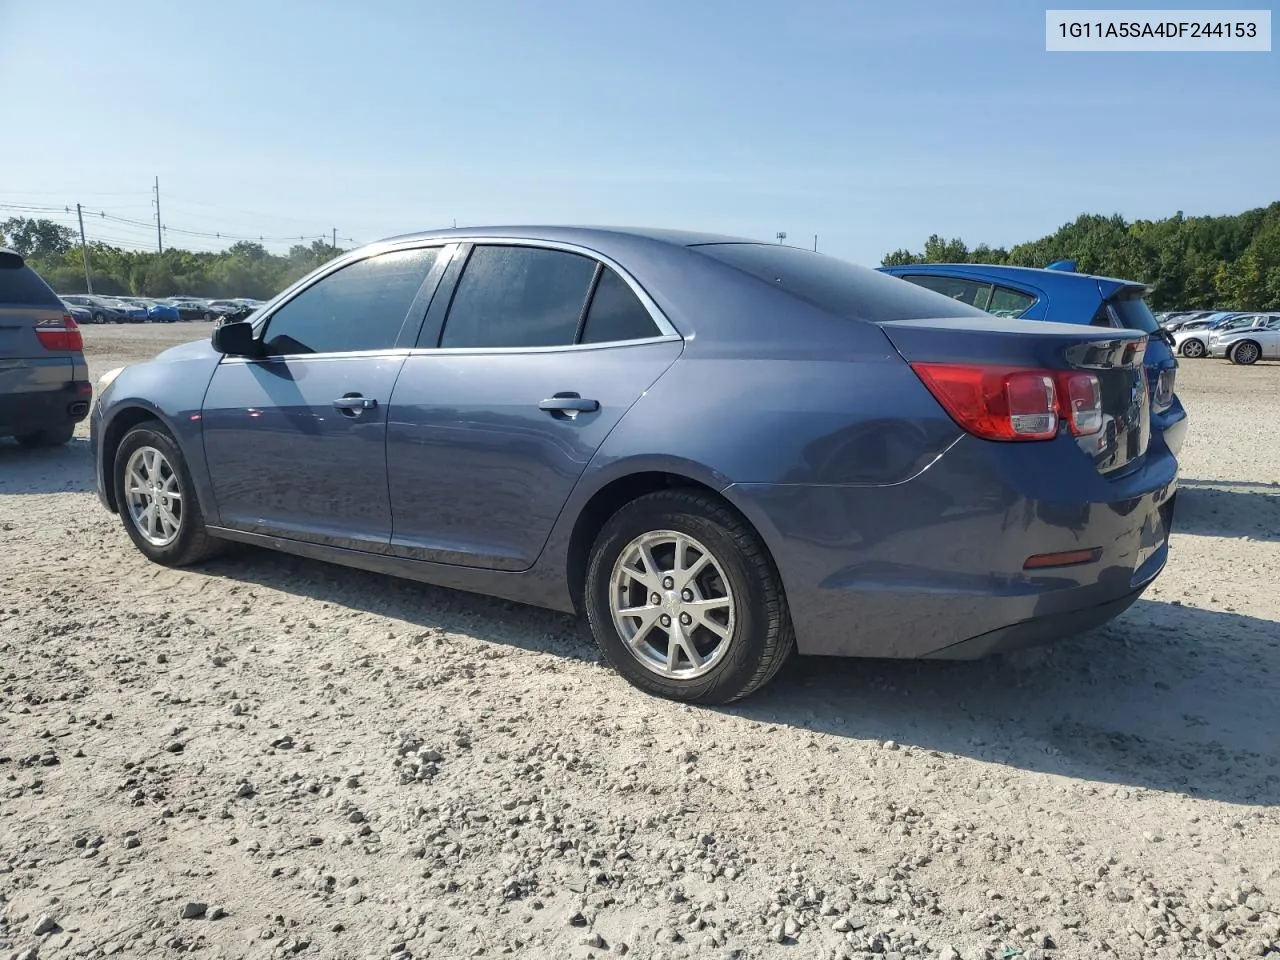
<box><xmin>35</xmin><ymin>315</ymin><xmax>84</xmax><ymax>352</ymax></box>
<box><xmin>911</xmin><ymin>362</ymin><xmax>1103</xmax><ymax>442</ymax></box>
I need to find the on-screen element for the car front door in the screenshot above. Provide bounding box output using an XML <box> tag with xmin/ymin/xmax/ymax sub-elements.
<box><xmin>200</xmin><ymin>245</ymin><xmax>448</xmax><ymax>551</ymax></box>
<box><xmin>386</xmin><ymin>242</ymin><xmax>683</xmax><ymax>571</ymax></box>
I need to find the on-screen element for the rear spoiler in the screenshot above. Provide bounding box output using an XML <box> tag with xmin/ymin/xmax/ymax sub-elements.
<box><xmin>0</xmin><ymin>247</ymin><xmax>24</xmax><ymax>269</ymax></box>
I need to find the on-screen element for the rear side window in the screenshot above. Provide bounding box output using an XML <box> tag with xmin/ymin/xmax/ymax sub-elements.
<box><xmin>901</xmin><ymin>275</ymin><xmax>994</xmax><ymax>310</ymax></box>
<box><xmin>0</xmin><ymin>263</ymin><xmax>62</xmax><ymax>307</ymax></box>
<box><xmin>693</xmin><ymin>243</ymin><xmax>990</xmax><ymax>322</ymax></box>
<box><xmin>580</xmin><ymin>268</ymin><xmax>661</xmax><ymax>343</ymax></box>
<box><xmin>988</xmin><ymin>285</ymin><xmax>1036</xmax><ymax>318</ymax></box>
<box><xmin>441</xmin><ymin>245</ymin><xmax>597</xmax><ymax>348</ymax></box>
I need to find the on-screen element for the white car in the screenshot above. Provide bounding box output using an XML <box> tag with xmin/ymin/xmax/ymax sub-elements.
<box><xmin>1209</xmin><ymin>315</ymin><xmax>1280</xmax><ymax>365</ymax></box>
<box><xmin>1176</xmin><ymin>314</ymin><xmax>1262</xmax><ymax>358</ymax></box>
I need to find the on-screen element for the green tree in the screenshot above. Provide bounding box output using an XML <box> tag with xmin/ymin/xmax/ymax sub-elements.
<box><xmin>2</xmin><ymin>217</ymin><xmax>77</xmax><ymax>258</ymax></box>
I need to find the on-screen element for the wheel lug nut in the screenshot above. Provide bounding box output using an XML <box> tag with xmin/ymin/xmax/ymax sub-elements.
<box><xmin>681</xmin><ymin>589</ymin><xmax>693</xmax><ymax>601</ymax></box>
<box><xmin>679</xmin><ymin>612</ymin><xmax>692</xmax><ymax>626</ymax></box>
<box><xmin>662</xmin><ymin>576</ymin><xmax>674</xmax><ymax>589</ymax></box>
<box><xmin>659</xmin><ymin>614</ymin><xmax>671</xmax><ymax>627</ymax></box>
<box><xmin>650</xmin><ymin>593</ymin><xmax>661</xmax><ymax>605</ymax></box>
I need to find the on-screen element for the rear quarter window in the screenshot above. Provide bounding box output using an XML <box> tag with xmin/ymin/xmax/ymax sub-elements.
<box><xmin>692</xmin><ymin>243</ymin><xmax>990</xmax><ymax>322</ymax></box>
<box><xmin>1108</xmin><ymin>296</ymin><xmax>1162</xmax><ymax>334</ymax></box>
<box><xmin>0</xmin><ymin>263</ymin><xmax>62</xmax><ymax>307</ymax></box>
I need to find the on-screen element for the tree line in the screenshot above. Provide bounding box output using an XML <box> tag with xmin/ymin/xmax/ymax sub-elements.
<box><xmin>7</xmin><ymin>202</ymin><xmax>1280</xmax><ymax>309</ymax></box>
<box><xmin>882</xmin><ymin>202</ymin><xmax>1280</xmax><ymax>310</ymax></box>
<box><xmin>1</xmin><ymin>217</ymin><xmax>345</xmax><ymax>300</ymax></box>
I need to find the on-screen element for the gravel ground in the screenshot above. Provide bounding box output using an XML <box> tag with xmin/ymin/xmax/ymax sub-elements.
<box><xmin>2</xmin><ymin>324</ymin><xmax>1278</xmax><ymax>960</ymax></box>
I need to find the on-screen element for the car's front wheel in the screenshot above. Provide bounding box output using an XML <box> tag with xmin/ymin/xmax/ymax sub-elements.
<box><xmin>1230</xmin><ymin>340</ymin><xmax>1261</xmax><ymax>365</ymax></box>
<box><xmin>585</xmin><ymin>490</ymin><xmax>794</xmax><ymax>704</ymax></box>
<box><xmin>114</xmin><ymin>423</ymin><xmax>224</xmax><ymax>566</ymax></box>
<box><xmin>92</xmin><ymin>311</ymin><xmax>105</xmax><ymax>324</ymax></box>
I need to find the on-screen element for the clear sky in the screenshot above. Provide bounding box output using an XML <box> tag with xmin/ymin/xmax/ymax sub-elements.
<box><xmin>1</xmin><ymin>0</ymin><xmax>1276</xmax><ymax>264</ymax></box>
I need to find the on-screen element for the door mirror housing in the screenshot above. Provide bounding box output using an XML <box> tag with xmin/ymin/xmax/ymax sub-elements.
<box><xmin>211</xmin><ymin>320</ymin><xmax>262</xmax><ymax>357</ymax></box>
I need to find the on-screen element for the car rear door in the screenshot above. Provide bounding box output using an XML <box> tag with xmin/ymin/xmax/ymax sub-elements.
<box><xmin>386</xmin><ymin>241</ymin><xmax>683</xmax><ymax>571</ymax></box>
<box><xmin>200</xmin><ymin>245</ymin><xmax>447</xmax><ymax>551</ymax></box>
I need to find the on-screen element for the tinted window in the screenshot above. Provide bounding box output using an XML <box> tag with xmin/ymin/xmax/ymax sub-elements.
<box><xmin>0</xmin><ymin>263</ymin><xmax>61</xmax><ymax>307</ymax></box>
<box><xmin>1107</xmin><ymin>296</ymin><xmax>1161</xmax><ymax>334</ymax></box>
<box><xmin>902</xmin><ymin>275</ymin><xmax>994</xmax><ymax>310</ymax></box>
<box><xmin>262</xmin><ymin>248</ymin><xmax>437</xmax><ymax>355</ymax></box>
<box><xmin>988</xmin><ymin>285</ymin><xmax>1036</xmax><ymax>318</ymax></box>
<box><xmin>694</xmin><ymin>243</ymin><xmax>990</xmax><ymax>322</ymax></box>
<box><xmin>440</xmin><ymin>245</ymin><xmax>596</xmax><ymax>348</ymax></box>
<box><xmin>580</xmin><ymin>268</ymin><xmax>661</xmax><ymax>343</ymax></box>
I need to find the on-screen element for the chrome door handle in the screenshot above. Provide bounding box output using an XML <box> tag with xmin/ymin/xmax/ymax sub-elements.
<box><xmin>539</xmin><ymin>394</ymin><xmax>599</xmax><ymax>414</ymax></box>
<box><xmin>332</xmin><ymin>395</ymin><xmax>377</xmax><ymax>412</ymax></box>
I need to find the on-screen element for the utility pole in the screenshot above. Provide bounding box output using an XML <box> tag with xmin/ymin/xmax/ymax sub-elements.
<box><xmin>75</xmin><ymin>203</ymin><xmax>93</xmax><ymax>293</ymax></box>
<box><xmin>813</xmin><ymin>234</ymin><xmax>818</xmax><ymax>252</ymax></box>
<box><xmin>332</xmin><ymin>227</ymin><xmax>337</xmax><ymax>250</ymax></box>
<box><xmin>775</xmin><ymin>231</ymin><xmax>787</xmax><ymax>244</ymax></box>
<box><xmin>153</xmin><ymin>176</ymin><xmax>163</xmax><ymax>253</ymax></box>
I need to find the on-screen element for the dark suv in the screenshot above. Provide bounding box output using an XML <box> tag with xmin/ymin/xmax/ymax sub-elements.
<box><xmin>0</xmin><ymin>248</ymin><xmax>92</xmax><ymax>447</ymax></box>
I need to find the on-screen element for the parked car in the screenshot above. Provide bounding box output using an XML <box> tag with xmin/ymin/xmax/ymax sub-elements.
<box><xmin>61</xmin><ymin>294</ymin><xmax>128</xmax><ymax>324</ymax></box>
<box><xmin>1175</xmin><ymin>313</ymin><xmax>1256</xmax><ymax>357</ymax></box>
<box><xmin>1207</xmin><ymin>315</ymin><xmax>1280</xmax><ymax>364</ymax></box>
<box><xmin>145</xmin><ymin>300</ymin><xmax>181</xmax><ymax>323</ymax></box>
<box><xmin>60</xmin><ymin>299</ymin><xmax>95</xmax><ymax>325</ymax></box>
<box><xmin>877</xmin><ymin>262</ymin><xmax>1187</xmax><ymax>456</ymax></box>
<box><xmin>91</xmin><ymin>228</ymin><xmax>1177</xmax><ymax>704</ymax></box>
<box><xmin>1</xmin><ymin>249</ymin><xmax>92</xmax><ymax>447</ymax></box>
<box><xmin>165</xmin><ymin>298</ymin><xmax>213</xmax><ymax>321</ymax></box>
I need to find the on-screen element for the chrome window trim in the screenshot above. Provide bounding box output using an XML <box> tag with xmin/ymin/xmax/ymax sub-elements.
<box><xmin>431</xmin><ymin>235</ymin><xmax>681</xmax><ymax>349</ymax></box>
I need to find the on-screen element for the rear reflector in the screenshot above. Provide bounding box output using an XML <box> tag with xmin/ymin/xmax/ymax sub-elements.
<box><xmin>1023</xmin><ymin>548</ymin><xmax>1102</xmax><ymax>570</ymax></box>
<box><xmin>35</xmin><ymin>315</ymin><xmax>84</xmax><ymax>352</ymax></box>
<box><xmin>911</xmin><ymin>363</ymin><xmax>1103</xmax><ymax>442</ymax></box>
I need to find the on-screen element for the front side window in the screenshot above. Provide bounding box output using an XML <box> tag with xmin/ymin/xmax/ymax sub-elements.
<box><xmin>261</xmin><ymin>247</ymin><xmax>438</xmax><ymax>355</ymax></box>
<box><xmin>440</xmin><ymin>245</ymin><xmax>596</xmax><ymax>349</ymax></box>
<box><xmin>903</xmin><ymin>275</ymin><xmax>994</xmax><ymax>311</ymax></box>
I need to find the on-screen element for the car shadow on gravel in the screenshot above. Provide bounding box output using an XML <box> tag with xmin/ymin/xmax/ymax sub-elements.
<box><xmin>1172</xmin><ymin>480</ymin><xmax>1280</xmax><ymax>542</ymax></box>
<box><xmin>741</xmin><ymin>599</ymin><xmax>1280</xmax><ymax>807</ymax></box>
<box><xmin>203</xmin><ymin>546</ymin><xmax>1277</xmax><ymax>807</ymax></box>
<box><xmin>0</xmin><ymin>437</ymin><xmax>94</xmax><ymax>495</ymax></box>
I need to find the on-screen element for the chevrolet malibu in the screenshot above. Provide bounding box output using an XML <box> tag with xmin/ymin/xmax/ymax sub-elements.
<box><xmin>91</xmin><ymin>228</ymin><xmax>1177</xmax><ymax>704</ymax></box>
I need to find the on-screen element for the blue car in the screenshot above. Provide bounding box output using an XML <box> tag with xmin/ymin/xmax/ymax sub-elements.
<box><xmin>878</xmin><ymin>262</ymin><xmax>1187</xmax><ymax>457</ymax></box>
<box><xmin>146</xmin><ymin>301</ymin><xmax>181</xmax><ymax>323</ymax></box>
<box><xmin>90</xmin><ymin>229</ymin><xmax>1176</xmax><ymax>703</ymax></box>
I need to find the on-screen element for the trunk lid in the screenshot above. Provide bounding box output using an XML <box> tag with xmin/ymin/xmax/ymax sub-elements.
<box><xmin>879</xmin><ymin>315</ymin><xmax>1151</xmax><ymax>475</ymax></box>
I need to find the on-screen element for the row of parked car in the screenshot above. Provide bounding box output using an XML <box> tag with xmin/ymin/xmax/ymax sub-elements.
<box><xmin>58</xmin><ymin>293</ymin><xmax>264</xmax><ymax>325</ymax></box>
<box><xmin>1154</xmin><ymin>310</ymin><xmax>1280</xmax><ymax>365</ymax></box>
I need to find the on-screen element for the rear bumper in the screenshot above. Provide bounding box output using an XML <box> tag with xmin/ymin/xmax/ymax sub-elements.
<box><xmin>725</xmin><ymin>434</ymin><xmax>1178</xmax><ymax>660</ymax></box>
<box><xmin>0</xmin><ymin>358</ymin><xmax>92</xmax><ymax>437</ymax></box>
<box><xmin>1151</xmin><ymin>395</ymin><xmax>1187</xmax><ymax>457</ymax></box>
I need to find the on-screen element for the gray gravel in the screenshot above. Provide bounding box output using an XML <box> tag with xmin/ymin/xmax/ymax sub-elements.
<box><xmin>1</xmin><ymin>324</ymin><xmax>1278</xmax><ymax>959</ymax></box>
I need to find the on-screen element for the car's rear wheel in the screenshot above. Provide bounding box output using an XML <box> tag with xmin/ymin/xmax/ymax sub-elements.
<box><xmin>114</xmin><ymin>423</ymin><xmax>223</xmax><ymax>566</ymax></box>
<box><xmin>1230</xmin><ymin>340</ymin><xmax>1261</xmax><ymax>365</ymax></box>
<box><xmin>585</xmin><ymin>490</ymin><xmax>794</xmax><ymax>704</ymax></box>
<box><xmin>92</xmin><ymin>311</ymin><xmax>105</xmax><ymax>324</ymax></box>
<box><xmin>14</xmin><ymin>424</ymin><xmax>75</xmax><ymax>448</ymax></box>
<box><xmin>1182</xmin><ymin>338</ymin><xmax>1206</xmax><ymax>358</ymax></box>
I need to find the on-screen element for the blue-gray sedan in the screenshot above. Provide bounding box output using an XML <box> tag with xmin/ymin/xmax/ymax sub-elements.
<box><xmin>90</xmin><ymin>227</ymin><xmax>1178</xmax><ymax>703</ymax></box>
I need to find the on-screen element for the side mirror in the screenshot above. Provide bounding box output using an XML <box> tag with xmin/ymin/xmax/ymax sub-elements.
<box><xmin>211</xmin><ymin>320</ymin><xmax>262</xmax><ymax>357</ymax></box>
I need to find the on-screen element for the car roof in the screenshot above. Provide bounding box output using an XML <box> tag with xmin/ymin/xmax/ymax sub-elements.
<box><xmin>378</xmin><ymin>225</ymin><xmax>755</xmax><ymax>253</ymax></box>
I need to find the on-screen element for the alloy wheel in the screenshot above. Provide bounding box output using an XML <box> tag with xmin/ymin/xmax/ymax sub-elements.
<box><xmin>608</xmin><ymin>530</ymin><xmax>736</xmax><ymax>679</ymax></box>
<box><xmin>123</xmin><ymin>445</ymin><xmax>184</xmax><ymax>547</ymax></box>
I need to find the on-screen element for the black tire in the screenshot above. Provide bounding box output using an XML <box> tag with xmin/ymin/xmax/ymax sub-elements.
<box><xmin>14</xmin><ymin>424</ymin><xmax>75</xmax><ymax>448</ymax></box>
<box><xmin>1182</xmin><ymin>338</ymin><xmax>1206</xmax><ymax>359</ymax></box>
<box><xmin>584</xmin><ymin>489</ymin><xmax>794</xmax><ymax>704</ymax></box>
<box><xmin>113</xmin><ymin>422</ymin><xmax>224</xmax><ymax>566</ymax></box>
<box><xmin>92</xmin><ymin>311</ymin><xmax>105</xmax><ymax>324</ymax></box>
<box><xmin>1230</xmin><ymin>340</ymin><xmax>1261</xmax><ymax>365</ymax></box>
